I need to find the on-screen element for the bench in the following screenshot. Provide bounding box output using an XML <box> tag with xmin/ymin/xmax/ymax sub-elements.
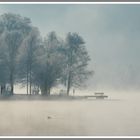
<box><xmin>84</xmin><ymin>92</ymin><xmax>108</xmax><ymax>99</ymax></box>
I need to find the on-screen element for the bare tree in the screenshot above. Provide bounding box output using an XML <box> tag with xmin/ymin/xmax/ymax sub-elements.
<box><xmin>0</xmin><ymin>33</ymin><xmax>8</xmax><ymax>94</ymax></box>
<box><xmin>0</xmin><ymin>13</ymin><xmax>32</xmax><ymax>94</ymax></box>
<box><xmin>34</xmin><ymin>32</ymin><xmax>65</xmax><ymax>95</ymax></box>
<box><xmin>65</xmin><ymin>32</ymin><xmax>93</xmax><ymax>95</ymax></box>
<box><xmin>18</xmin><ymin>27</ymin><xmax>41</xmax><ymax>95</ymax></box>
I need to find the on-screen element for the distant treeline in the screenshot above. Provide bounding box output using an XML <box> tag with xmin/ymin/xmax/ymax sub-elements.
<box><xmin>0</xmin><ymin>13</ymin><xmax>93</xmax><ymax>96</ymax></box>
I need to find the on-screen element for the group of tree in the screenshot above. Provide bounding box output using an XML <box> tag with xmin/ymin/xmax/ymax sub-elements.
<box><xmin>0</xmin><ymin>13</ymin><xmax>92</xmax><ymax>96</ymax></box>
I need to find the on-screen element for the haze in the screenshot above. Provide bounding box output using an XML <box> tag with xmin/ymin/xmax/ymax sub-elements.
<box><xmin>0</xmin><ymin>4</ymin><xmax>140</xmax><ymax>136</ymax></box>
<box><xmin>0</xmin><ymin>4</ymin><xmax>139</xmax><ymax>92</ymax></box>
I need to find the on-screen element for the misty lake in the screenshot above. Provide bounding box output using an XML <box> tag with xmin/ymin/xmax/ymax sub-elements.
<box><xmin>0</xmin><ymin>92</ymin><xmax>140</xmax><ymax>136</ymax></box>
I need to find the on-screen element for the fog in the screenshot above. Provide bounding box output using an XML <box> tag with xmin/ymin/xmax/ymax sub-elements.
<box><xmin>0</xmin><ymin>91</ymin><xmax>139</xmax><ymax>136</ymax></box>
<box><xmin>0</xmin><ymin>4</ymin><xmax>140</xmax><ymax>136</ymax></box>
<box><xmin>1</xmin><ymin>84</ymin><xmax>139</xmax><ymax>136</ymax></box>
<box><xmin>0</xmin><ymin>4</ymin><xmax>140</xmax><ymax>91</ymax></box>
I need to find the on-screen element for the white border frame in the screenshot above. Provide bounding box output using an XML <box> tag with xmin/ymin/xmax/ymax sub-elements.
<box><xmin>0</xmin><ymin>2</ymin><xmax>140</xmax><ymax>4</ymax></box>
<box><xmin>0</xmin><ymin>2</ymin><xmax>140</xmax><ymax>138</ymax></box>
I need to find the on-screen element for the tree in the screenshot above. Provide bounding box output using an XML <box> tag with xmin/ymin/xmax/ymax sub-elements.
<box><xmin>0</xmin><ymin>13</ymin><xmax>93</xmax><ymax>96</ymax></box>
<box><xmin>34</xmin><ymin>32</ymin><xmax>65</xmax><ymax>95</ymax></box>
<box><xmin>0</xmin><ymin>13</ymin><xmax>32</xmax><ymax>94</ymax></box>
<box><xmin>65</xmin><ymin>32</ymin><xmax>92</xmax><ymax>95</ymax></box>
<box><xmin>0</xmin><ymin>33</ymin><xmax>9</xmax><ymax>94</ymax></box>
<box><xmin>17</xmin><ymin>27</ymin><xmax>42</xmax><ymax>95</ymax></box>
<box><xmin>0</xmin><ymin>23</ymin><xmax>8</xmax><ymax>94</ymax></box>
<box><xmin>5</xmin><ymin>31</ymin><xmax>23</xmax><ymax>94</ymax></box>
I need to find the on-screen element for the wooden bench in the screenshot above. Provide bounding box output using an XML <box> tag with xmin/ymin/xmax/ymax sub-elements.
<box><xmin>84</xmin><ymin>92</ymin><xmax>108</xmax><ymax>99</ymax></box>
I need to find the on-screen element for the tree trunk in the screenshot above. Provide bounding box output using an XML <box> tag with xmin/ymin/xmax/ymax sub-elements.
<box><xmin>66</xmin><ymin>49</ymin><xmax>73</xmax><ymax>96</ymax></box>
<box><xmin>27</xmin><ymin>71</ymin><xmax>29</xmax><ymax>95</ymax></box>
<box><xmin>29</xmin><ymin>75</ymin><xmax>31</xmax><ymax>95</ymax></box>
<box><xmin>41</xmin><ymin>87</ymin><xmax>47</xmax><ymax>95</ymax></box>
<box><xmin>67</xmin><ymin>71</ymin><xmax>71</xmax><ymax>96</ymax></box>
<box><xmin>0</xmin><ymin>85</ymin><xmax>2</xmax><ymax>94</ymax></box>
<box><xmin>1</xmin><ymin>84</ymin><xmax>6</xmax><ymax>95</ymax></box>
<box><xmin>10</xmin><ymin>71</ymin><xmax>14</xmax><ymax>95</ymax></box>
<box><xmin>41</xmin><ymin>86</ymin><xmax>51</xmax><ymax>96</ymax></box>
<box><xmin>0</xmin><ymin>86</ymin><xmax>2</xmax><ymax>94</ymax></box>
<box><xmin>29</xmin><ymin>73</ymin><xmax>31</xmax><ymax>95</ymax></box>
<box><xmin>27</xmin><ymin>61</ymin><xmax>29</xmax><ymax>95</ymax></box>
<box><xmin>11</xmin><ymin>85</ymin><xmax>13</xmax><ymax>95</ymax></box>
<box><xmin>29</xmin><ymin>63</ymin><xmax>32</xmax><ymax>95</ymax></box>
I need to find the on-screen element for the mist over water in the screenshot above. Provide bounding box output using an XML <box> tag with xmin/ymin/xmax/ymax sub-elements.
<box><xmin>1</xmin><ymin>86</ymin><xmax>140</xmax><ymax>136</ymax></box>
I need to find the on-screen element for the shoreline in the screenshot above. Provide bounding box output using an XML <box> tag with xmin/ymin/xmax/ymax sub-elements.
<box><xmin>0</xmin><ymin>94</ymin><xmax>118</xmax><ymax>101</ymax></box>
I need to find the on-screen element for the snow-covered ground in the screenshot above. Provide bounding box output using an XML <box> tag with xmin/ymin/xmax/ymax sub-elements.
<box><xmin>0</xmin><ymin>90</ymin><xmax>140</xmax><ymax>136</ymax></box>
